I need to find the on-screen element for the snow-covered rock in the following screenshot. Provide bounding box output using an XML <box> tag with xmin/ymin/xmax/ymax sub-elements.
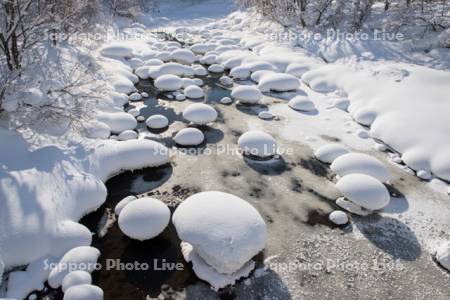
<box><xmin>201</xmin><ymin>54</ymin><xmax>218</xmax><ymax>65</ymax></box>
<box><xmin>174</xmin><ymin>128</ymin><xmax>205</xmax><ymax>146</ymax></box>
<box><xmin>353</xmin><ymin>108</ymin><xmax>377</xmax><ymax>126</ymax></box>
<box><xmin>62</xmin><ymin>271</ymin><xmax>92</xmax><ymax>292</ymax></box>
<box><xmin>127</xmin><ymin>108</ymin><xmax>140</xmax><ymax>117</ymax></box>
<box><xmin>97</xmin><ymin>112</ymin><xmax>137</xmax><ymax>134</ymax></box>
<box><xmin>149</xmin><ymin>63</ymin><xmax>194</xmax><ymax>79</ymax></box>
<box><xmin>146</xmin><ymin>115</ymin><xmax>169</xmax><ymax>129</ymax></box>
<box><xmin>118</xmin><ymin>130</ymin><xmax>138</xmax><ymax>141</ymax></box>
<box><xmin>114</xmin><ymin>195</ymin><xmax>137</xmax><ymax>216</ymax></box>
<box><xmin>220</xmin><ymin>97</ymin><xmax>232</xmax><ymax>104</ymax></box>
<box><xmin>314</xmin><ymin>143</ymin><xmax>349</xmax><ymax>164</ymax></box>
<box><xmin>100</xmin><ymin>43</ymin><xmax>132</xmax><ymax>58</ymax></box>
<box><xmin>193</xmin><ymin>65</ymin><xmax>208</xmax><ymax>76</ymax></box>
<box><xmin>331</xmin><ymin>153</ymin><xmax>390</xmax><ymax>182</ymax></box>
<box><xmin>64</xmin><ymin>284</ymin><xmax>103</xmax><ymax>300</ymax></box>
<box><xmin>84</xmin><ymin>121</ymin><xmax>111</xmax><ymax>139</ymax></box>
<box><xmin>288</xmin><ymin>95</ymin><xmax>315</xmax><ymax>112</ymax></box>
<box><xmin>144</xmin><ymin>59</ymin><xmax>164</xmax><ymax>66</ymax></box>
<box><xmin>332</xmin><ymin>98</ymin><xmax>350</xmax><ymax>111</ymax></box>
<box><xmin>128</xmin><ymin>93</ymin><xmax>142</xmax><ymax>101</ymax></box>
<box><xmin>170</xmin><ymin>49</ymin><xmax>196</xmax><ymax>64</ymax></box>
<box><xmin>219</xmin><ymin>76</ymin><xmax>233</xmax><ymax>86</ymax></box>
<box><xmin>184</xmin><ymin>85</ymin><xmax>205</xmax><ymax>99</ymax></box>
<box><xmin>435</xmin><ymin>242</ymin><xmax>450</xmax><ymax>271</ymax></box>
<box><xmin>48</xmin><ymin>246</ymin><xmax>100</xmax><ymax>288</ymax></box>
<box><xmin>111</xmin><ymin>76</ymin><xmax>136</xmax><ymax>94</ymax></box>
<box><xmin>329</xmin><ymin>211</ymin><xmax>349</xmax><ymax>225</ymax></box>
<box><xmin>172</xmin><ymin>191</ymin><xmax>267</xmax><ymax>274</ymax></box>
<box><xmin>193</xmin><ymin>78</ymin><xmax>204</xmax><ymax>86</ymax></box>
<box><xmin>141</xmin><ymin>92</ymin><xmax>149</xmax><ymax>98</ymax></box>
<box><xmin>257</xmin><ymin>73</ymin><xmax>300</xmax><ymax>92</ymax></box>
<box><xmin>182</xmin><ymin>242</ymin><xmax>255</xmax><ymax>291</ymax></box>
<box><xmin>336</xmin><ymin>197</ymin><xmax>372</xmax><ymax>216</ymax></box>
<box><xmin>154</xmin><ymin>74</ymin><xmax>183</xmax><ymax>91</ymax></box>
<box><xmin>182</xmin><ymin>103</ymin><xmax>217</xmax><ymax>125</ymax></box>
<box><xmin>336</xmin><ymin>174</ymin><xmax>390</xmax><ymax>210</ymax></box>
<box><xmin>231</xmin><ymin>86</ymin><xmax>263</xmax><ymax>104</ymax></box>
<box><xmin>417</xmin><ymin>170</ymin><xmax>432</xmax><ymax>180</ymax></box>
<box><xmin>118</xmin><ymin>198</ymin><xmax>170</xmax><ymax>240</ymax></box>
<box><xmin>238</xmin><ymin>131</ymin><xmax>277</xmax><ymax>157</ymax></box>
<box><xmin>176</xmin><ymin>93</ymin><xmax>186</xmax><ymax>101</ymax></box>
<box><xmin>208</xmin><ymin>64</ymin><xmax>225</xmax><ymax>73</ymax></box>
<box><xmin>230</xmin><ymin>66</ymin><xmax>251</xmax><ymax>80</ymax></box>
<box><xmin>136</xmin><ymin>116</ymin><xmax>145</xmax><ymax>122</ymax></box>
<box><xmin>258</xmin><ymin>111</ymin><xmax>274</xmax><ymax>120</ymax></box>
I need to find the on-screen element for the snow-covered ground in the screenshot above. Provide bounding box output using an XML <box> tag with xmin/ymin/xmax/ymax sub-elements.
<box><xmin>1</xmin><ymin>0</ymin><xmax>450</xmax><ymax>299</ymax></box>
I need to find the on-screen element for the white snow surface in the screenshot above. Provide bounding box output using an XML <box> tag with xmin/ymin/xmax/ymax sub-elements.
<box><xmin>331</xmin><ymin>153</ymin><xmax>390</xmax><ymax>182</ymax></box>
<box><xmin>182</xmin><ymin>103</ymin><xmax>217</xmax><ymax>125</ymax></box>
<box><xmin>336</xmin><ymin>174</ymin><xmax>390</xmax><ymax>210</ymax></box>
<box><xmin>118</xmin><ymin>198</ymin><xmax>170</xmax><ymax>241</ymax></box>
<box><xmin>172</xmin><ymin>191</ymin><xmax>267</xmax><ymax>274</ymax></box>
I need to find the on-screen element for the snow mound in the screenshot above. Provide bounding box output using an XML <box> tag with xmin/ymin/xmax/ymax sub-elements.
<box><xmin>170</xmin><ymin>49</ymin><xmax>196</xmax><ymax>64</ymax></box>
<box><xmin>64</xmin><ymin>284</ymin><xmax>103</xmax><ymax>300</ymax></box>
<box><xmin>100</xmin><ymin>43</ymin><xmax>132</xmax><ymax>58</ymax></box>
<box><xmin>182</xmin><ymin>242</ymin><xmax>255</xmax><ymax>291</ymax></box>
<box><xmin>200</xmin><ymin>54</ymin><xmax>218</xmax><ymax>65</ymax></box>
<box><xmin>118</xmin><ymin>198</ymin><xmax>170</xmax><ymax>241</ymax></box>
<box><xmin>336</xmin><ymin>174</ymin><xmax>390</xmax><ymax>210</ymax></box>
<box><xmin>83</xmin><ymin>121</ymin><xmax>111</xmax><ymax>140</ymax></box>
<box><xmin>114</xmin><ymin>196</ymin><xmax>137</xmax><ymax>216</ymax></box>
<box><xmin>184</xmin><ymin>85</ymin><xmax>205</xmax><ymax>99</ymax></box>
<box><xmin>314</xmin><ymin>143</ymin><xmax>349</xmax><ymax>163</ymax></box>
<box><xmin>220</xmin><ymin>97</ymin><xmax>232</xmax><ymax>104</ymax></box>
<box><xmin>118</xmin><ymin>130</ymin><xmax>138</xmax><ymax>141</ymax></box>
<box><xmin>353</xmin><ymin>107</ymin><xmax>377</xmax><ymax>126</ymax></box>
<box><xmin>435</xmin><ymin>242</ymin><xmax>450</xmax><ymax>271</ymax></box>
<box><xmin>332</xmin><ymin>97</ymin><xmax>350</xmax><ymax>111</ymax></box>
<box><xmin>219</xmin><ymin>76</ymin><xmax>233</xmax><ymax>86</ymax></box>
<box><xmin>231</xmin><ymin>86</ymin><xmax>263</xmax><ymax>104</ymax></box>
<box><xmin>238</xmin><ymin>131</ymin><xmax>277</xmax><ymax>157</ymax></box>
<box><xmin>128</xmin><ymin>93</ymin><xmax>142</xmax><ymax>101</ymax></box>
<box><xmin>182</xmin><ymin>103</ymin><xmax>218</xmax><ymax>125</ymax></box>
<box><xmin>331</xmin><ymin>153</ymin><xmax>390</xmax><ymax>182</ymax></box>
<box><xmin>154</xmin><ymin>74</ymin><xmax>183</xmax><ymax>91</ymax></box>
<box><xmin>172</xmin><ymin>191</ymin><xmax>266</xmax><ymax>274</ymax></box>
<box><xmin>111</xmin><ymin>76</ymin><xmax>136</xmax><ymax>94</ymax></box>
<box><xmin>190</xmin><ymin>43</ymin><xmax>214</xmax><ymax>54</ymax></box>
<box><xmin>329</xmin><ymin>211</ymin><xmax>349</xmax><ymax>225</ymax></box>
<box><xmin>149</xmin><ymin>63</ymin><xmax>194</xmax><ymax>79</ymax></box>
<box><xmin>286</xmin><ymin>61</ymin><xmax>320</xmax><ymax>77</ymax></box>
<box><xmin>146</xmin><ymin>115</ymin><xmax>169</xmax><ymax>129</ymax></box>
<box><xmin>62</xmin><ymin>271</ymin><xmax>92</xmax><ymax>292</ymax></box>
<box><xmin>251</xmin><ymin>70</ymin><xmax>277</xmax><ymax>83</ymax></box>
<box><xmin>144</xmin><ymin>59</ymin><xmax>164</xmax><ymax>66</ymax></box>
<box><xmin>127</xmin><ymin>108</ymin><xmax>140</xmax><ymax>117</ymax></box>
<box><xmin>208</xmin><ymin>64</ymin><xmax>225</xmax><ymax>73</ymax></box>
<box><xmin>257</xmin><ymin>73</ymin><xmax>300</xmax><ymax>92</ymax></box>
<box><xmin>258</xmin><ymin>111</ymin><xmax>274</xmax><ymax>120</ymax></box>
<box><xmin>230</xmin><ymin>66</ymin><xmax>251</xmax><ymax>80</ymax></box>
<box><xmin>97</xmin><ymin>112</ymin><xmax>137</xmax><ymax>134</ymax></box>
<box><xmin>48</xmin><ymin>246</ymin><xmax>100</xmax><ymax>288</ymax></box>
<box><xmin>288</xmin><ymin>95</ymin><xmax>315</xmax><ymax>111</ymax></box>
<box><xmin>174</xmin><ymin>128</ymin><xmax>205</xmax><ymax>146</ymax></box>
